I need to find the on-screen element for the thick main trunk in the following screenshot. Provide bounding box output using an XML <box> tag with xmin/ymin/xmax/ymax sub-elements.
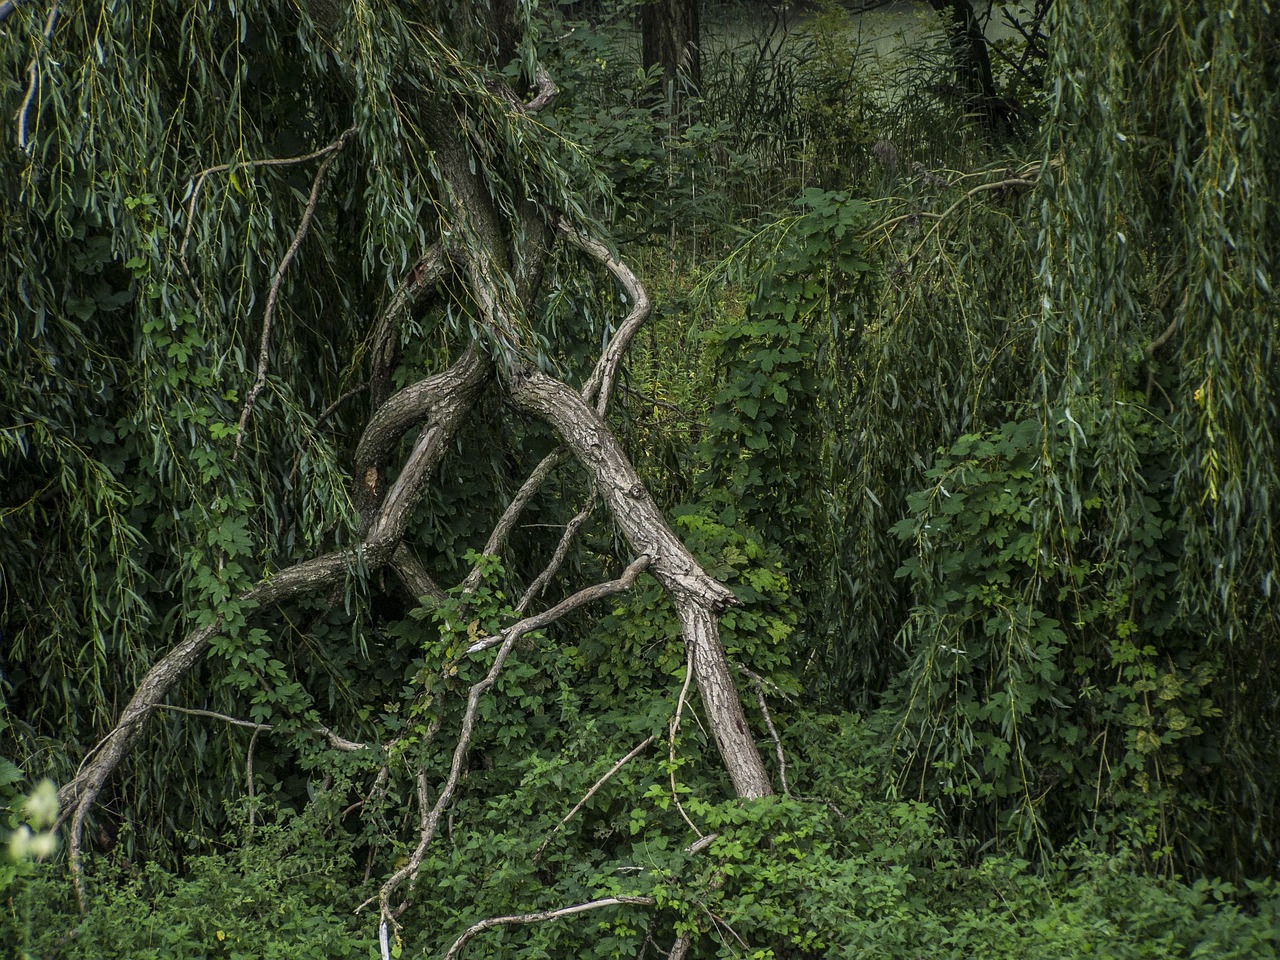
<box><xmin>509</xmin><ymin>368</ymin><xmax>774</xmax><ymax>799</ymax></box>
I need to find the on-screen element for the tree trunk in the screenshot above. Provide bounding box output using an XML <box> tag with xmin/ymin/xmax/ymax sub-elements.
<box><xmin>641</xmin><ymin>0</ymin><xmax>700</xmax><ymax>103</ymax></box>
<box><xmin>509</xmin><ymin>368</ymin><xmax>774</xmax><ymax>799</ymax></box>
<box><xmin>930</xmin><ymin>0</ymin><xmax>1012</xmax><ymax>137</ymax></box>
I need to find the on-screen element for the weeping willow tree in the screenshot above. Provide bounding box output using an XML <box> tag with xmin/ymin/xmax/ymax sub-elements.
<box><xmin>843</xmin><ymin>0</ymin><xmax>1278</xmax><ymax>876</ymax></box>
<box><xmin>1</xmin><ymin>2</ymin><xmax>784</xmax><ymax>950</ymax></box>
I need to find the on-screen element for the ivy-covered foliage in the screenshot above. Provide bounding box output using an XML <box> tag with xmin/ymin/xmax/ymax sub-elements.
<box><xmin>2</xmin><ymin>0</ymin><xmax>1278</xmax><ymax>956</ymax></box>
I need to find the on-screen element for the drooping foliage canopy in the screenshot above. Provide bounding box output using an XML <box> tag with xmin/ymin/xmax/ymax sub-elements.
<box><xmin>2</xmin><ymin>0</ymin><xmax>1278</xmax><ymax>957</ymax></box>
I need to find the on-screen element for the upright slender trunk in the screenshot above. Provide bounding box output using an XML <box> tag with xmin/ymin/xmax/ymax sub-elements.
<box><xmin>642</xmin><ymin>0</ymin><xmax>700</xmax><ymax>107</ymax></box>
<box><xmin>931</xmin><ymin>0</ymin><xmax>1012</xmax><ymax>137</ymax></box>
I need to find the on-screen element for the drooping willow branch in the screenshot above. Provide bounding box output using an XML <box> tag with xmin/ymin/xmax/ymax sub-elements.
<box><xmin>54</xmin><ymin>345</ymin><xmax>488</xmax><ymax>909</ymax></box>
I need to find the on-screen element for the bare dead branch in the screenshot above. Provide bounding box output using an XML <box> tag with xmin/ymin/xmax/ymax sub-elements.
<box><xmin>179</xmin><ymin>127</ymin><xmax>357</xmax><ymax>280</ymax></box>
<box><xmin>367</xmin><ymin>557</ymin><xmax>652</xmax><ymax>926</ymax></box>
<box><xmin>316</xmin><ymin>383</ymin><xmax>369</xmax><ymax>430</ymax></box>
<box><xmin>235</xmin><ymin>134</ymin><xmax>352</xmax><ymax>455</ymax></box>
<box><xmin>440</xmin><ymin>896</ymin><xmax>656</xmax><ymax>960</ymax></box>
<box><xmin>743</xmin><ymin>670</ymin><xmax>789</xmax><ymax>796</ymax></box>
<box><xmin>465</xmin><ymin>556</ymin><xmax>650</xmax><ymax>656</ymax></box>
<box><xmin>516</xmin><ymin>489</ymin><xmax>600</xmax><ymax>613</ymax></box>
<box><xmin>533</xmin><ymin>734</ymin><xmax>656</xmax><ymax>865</ymax></box>
<box><xmin>246</xmin><ymin>726</ymin><xmax>261</xmax><ymax>838</ymax></box>
<box><xmin>154</xmin><ymin>704</ymin><xmax>372</xmax><ymax>752</ymax></box>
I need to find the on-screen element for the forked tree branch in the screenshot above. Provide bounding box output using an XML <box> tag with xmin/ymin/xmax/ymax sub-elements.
<box><xmin>55</xmin><ymin>345</ymin><xmax>487</xmax><ymax>908</ymax></box>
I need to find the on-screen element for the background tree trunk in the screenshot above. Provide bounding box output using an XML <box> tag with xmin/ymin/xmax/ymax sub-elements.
<box><xmin>642</xmin><ymin>0</ymin><xmax>701</xmax><ymax>106</ymax></box>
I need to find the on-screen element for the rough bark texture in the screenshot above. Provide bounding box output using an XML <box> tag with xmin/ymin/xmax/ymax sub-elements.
<box><xmin>509</xmin><ymin>369</ymin><xmax>774</xmax><ymax>799</ymax></box>
<box><xmin>55</xmin><ymin>346</ymin><xmax>490</xmax><ymax>897</ymax></box>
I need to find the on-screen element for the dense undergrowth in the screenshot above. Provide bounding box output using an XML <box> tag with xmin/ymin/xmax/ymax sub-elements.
<box><xmin>4</xmin><ymin>0</ymin><xmax>1278</xmax><ymax>956</ymax></box>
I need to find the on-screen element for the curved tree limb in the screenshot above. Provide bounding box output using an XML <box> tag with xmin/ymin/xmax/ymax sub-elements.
<box><xmin>556</xmin><ymin>217</ymin><xmax>654</xmax><ymax>416</ymax></box>
<box><xmin>508</xmin><ymin>370</ymin><xmax>773</xmax><ymax>800</ymax></box>
<box><xmin>54</xmin><ymin>346</ymin><xmax>488</xmax><ymax>907</ymax></box>
<box><xmin>441</xmin><ymin>896</ymin><xmax>656</xmax><ymax>960</ymax></box>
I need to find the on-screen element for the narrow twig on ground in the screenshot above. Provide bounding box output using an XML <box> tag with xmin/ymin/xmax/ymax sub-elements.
<box><xmin>441</xmin><ymin>896</ymin><xmax>656</xmax><ymax>960</ymax></box>
<box><xmin>533</xmin><ymin>734</ymin><xmax>657</xmax><ymax>865</ymax></box>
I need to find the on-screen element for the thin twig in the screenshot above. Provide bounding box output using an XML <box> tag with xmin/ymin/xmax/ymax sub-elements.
<box><xmin>532</xmin><ymin>735</ymin><xmax>656</xmax><ymax>864</ymax></box>
<box><xmin>179</xmin><ymin>127</ymin><xmax>357</xmax><ymax>277</ymax></box>
<box><xmin>466</xmin><ymin>556</ymin><xmax>650</xmax><ymax>656</ymax></box>
<box><xmin>234</xmin><ymin>130</ymin><xmax>354</xmax><ymax>456</ymax></box>
<box><xmin>462</xmin><ymin>447</ymin><xmax>568</xmax><ymax>593</ymax></box>
<box><xmin>743</xmin><ymin>670</ymin><xmax>789</xmax><ymax>796</ymax></box>
<box><xmin>618</xmin><ymin>383</ymin><xmax>705</xmax><ymax>426</ymax></box>
<box><xmin>867</xmin><ymin>163</ymin><xmax>1048</xmax><ymax>244</ymax></box>
<box><xmin>154</xmin><ymin>703</ymin><xmax>371</xmax><ymax>752</ymax></box>
<box><xmin>246</xmin><ymin>726</ymin><xmax>260</xmax><ymax>838</ymax></box>
<box><xmin>316</xmin><ymin>383</ymin><xmax>369</xmax><ymax>429</ymax></box>
<box><xmin>669</xmin><ymin>643</ymin><xmax>703</xmax><ymax>838</ymax></box>
<box><xmin>516</xmin><ymin>489</ymin><xmax>600</xmax><ymax>613</ymax></box>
